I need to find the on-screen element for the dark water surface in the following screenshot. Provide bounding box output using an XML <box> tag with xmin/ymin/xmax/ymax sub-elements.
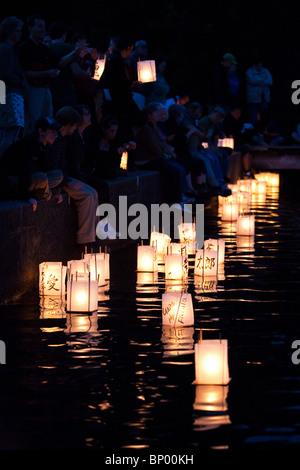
<box><xmin>1</xmin><ymin>175</ymin><xmax>300</xmax><ymax>455</ymax></box>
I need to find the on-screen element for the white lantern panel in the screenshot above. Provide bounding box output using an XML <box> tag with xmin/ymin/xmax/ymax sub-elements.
<box><xmin>137</xmin><ymin>60</ymin><xmax>156</xmax><ymax>83</ymax></box>
<box><xmin>165</xmin><ymin>254</ymin><xmax>188</xmax><ymax>279</ymax></box>
<box><xmin>178</xmin><ymin>222</ymin><xmax>196</xmax><ymax>243</ymax></box>
<box><xmin>39</xmin><ymin>262</ymin><xmax>67</xmax><ymax>296</ymax></box>
<box><xmin>194</xmin><ymin>249</ymin><xmax>218</xmax><ymax>277</ymax></box>
<box><xmin>236</xmin><ymin>215</ymin><xmax>255</xmax><ymax>236</ymax></box>
<box><xmin>194</xmin><ymin>339</ymin><xmax>230</xmax><ymax>385</ymax></box>
<box><xmin>137</xmin><ymin>245</ymin><xmax>158</xmax><ymax>272</ymax></box>
<box><xmin>67</xmin><ymin>278</ymin><xmax>98</xmax><ymax>312</ymax></box>
<box><xmin>221</xmin><ymin>202</ymin><xmax>239</xmax><ymax>221</ymax></box>
<box><xmin>162</xmin><ymin>291</ymin><xmax>194</xmax><ymax>327</ymax></box>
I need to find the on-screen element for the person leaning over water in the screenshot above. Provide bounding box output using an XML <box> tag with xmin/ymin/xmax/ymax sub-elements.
<box><xmin>0</xmin><ymin>117</ymin><xmax>64</xmax><ymax>211</ymax></box>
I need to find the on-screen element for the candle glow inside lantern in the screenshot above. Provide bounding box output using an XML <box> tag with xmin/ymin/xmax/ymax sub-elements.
<box><xmin>67</xmin><ymin>274</ymin><xmax>98</xmax><ymax>313</ymax></box>
<box><xmin>221</xmin><ymin>201</ymin><xmax>239</xmax><ymax>221</ymax></box>
<box><xmin>150</xmin><ymin>231</ymin><xmax>171</xmax><ymax>257</ymax></box>
<box><xmin>93</xmin><ymin>57</ymin><xmax>106</xmax><ymax>80</ymax></box>
<box><xmin>204</xmin><ymin>238</ymin><xmax>225</xmax><ymax>264</ymax></box>
<box><xmin>254</xmin><ymin>180</ymin><xmax>267</xmax><ymax>194</ymax></box>
<box><xmin>236</xmin><ymin>214</ymin><xmax>255</xmax><ymax>236</ymax></box>
<box><xmin>137</xmin><ymin>60</ymin><xmax>156</xmax><ymax>83</ymax></box>
<box><xmin>162</xmin><ymin>291</ymin><xmax>194</xmax><ymax>327</ymax></box>
<box><xmin>237</xmin><ymin>179</ymin><xmax>252</xmax><ymax>194</ymax></box>
<box><xmin>165</xmin><ymin>253</ymin><xmax>188</xmax><ymax>279</ymax></box>
<box><xmin>194</xmin><ymin>337</ymin><xmax>230</xmax><ymax>385</ymax></box>
<box><xmin>137</xmin><ymin>245</ymin><xmax>158</xmax><ymax>272</ymax></box>
<box><xmin>39</xmin><ymin>262</ymin><xmax>67</xmax><ymax>296</ymax></box>
<box><xmin>194</xmin><ymin>249</ymin><xmax>218</xmax><ymax>278</ymax></box>
<box><xmin>178</xmin><ymin>222</ymin><xmax>196</xmax><ymax>243</ymax></box>
<box><xmin>120</xmin><ymin>151</ymin><xmax>128</xmax><ymax>170</ymax></box>
<box><xmin>217</xmin><ymin>137</ymin><xmax>234</xmax><ymax>149</ymax></box>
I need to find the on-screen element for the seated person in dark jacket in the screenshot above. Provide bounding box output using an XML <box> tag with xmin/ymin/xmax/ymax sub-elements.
<box><xmin>84</xmin><ymin>115</ymin><xmax>136</xmax><ymax>182</ymax></box>
<box><xmin>0</xmin><ymin>116</ymin><xmax>63</xmax><ymax>210</ymax></box>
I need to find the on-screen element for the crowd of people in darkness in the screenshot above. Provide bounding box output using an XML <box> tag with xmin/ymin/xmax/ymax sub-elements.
<box><xmin>0</xmin><ymin>14</ymin><xmax>293</xmax><ymax>246</ymax></box>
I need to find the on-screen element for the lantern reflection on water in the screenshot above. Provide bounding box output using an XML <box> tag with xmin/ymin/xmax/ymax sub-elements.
<box><xmin>204</xmin><ymin>238</ymin><xmax>225</xmax><ymax>264</ymax></box>
<box><xmin>65</xmin><ymin>311</ymin><xmax>99</xmax><ymax>335</ymax></box>
<box><xmin>162</xmin><ymin>291</ymin><xmax>194</xmax><ymax>327</ymax></box>
<box><xmin>161</xmin><ymin>326</ymin><xmax>194</xmax><ymax>358</ymax></box>
<box><xmin>39</xmin><ymin>262</ymin><xmax>67</xmax><ymax>296</ymax></box>
<box><xmin>39</xmin><ymin>295</ymin><xmax>66</xmax><ymax>319</ymax></box>
<box><xmin>193</xmin><ymin>385</ymin><xmax>231</xmax><ymax>431</ymax></box>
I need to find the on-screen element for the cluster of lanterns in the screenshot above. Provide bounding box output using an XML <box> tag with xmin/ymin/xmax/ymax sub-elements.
<box><xmin>93</xmin><ymin>56</ymin><xmax>157</xmax><ymax>84</ymax></box>
<box><xmin>39</xmin><ymin>248</ymin><xmax>110</xmax><ymax>315</ymax></box>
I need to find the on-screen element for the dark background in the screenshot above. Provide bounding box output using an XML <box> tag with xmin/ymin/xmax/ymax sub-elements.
<box><xmin>1</xmin><ymin>0</ymin><xmax>299</xmax><ymax>135</ymax></box>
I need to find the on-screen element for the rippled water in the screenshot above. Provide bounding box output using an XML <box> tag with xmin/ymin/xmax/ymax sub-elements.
<box><xmin>1</xmin><ymin>174</ymin><xmax>300</xmax><ymax>453</ymax></box>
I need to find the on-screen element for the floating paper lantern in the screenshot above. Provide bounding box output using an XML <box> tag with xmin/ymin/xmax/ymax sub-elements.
<box><xmin>178</xmin><ymin>222</ymin><xmax>196</xmax><ymax>243</ymax></box>
<box><xmin>167</xmin><ymin>243</ymin><xmax>187</xmax><ymax>255</ymax></box>
<box><xmin>165</xmin><ymin>253</ymin><xmax>188</xmax><ymax>280</ymax></box>
<box><xmin>96</xmin><ymin>251</ymin><xmax>110</xmax><ymax>280</ymax></box>
<box><xmin>83</xmin><ymin>253</ymin><xmax>106</xmax><ymax>286</ymax></box>
<box><xmin>137</xmin><ymin>60</ymin><xmax>156</xmax><ymax>83</ymax></box>
<box><xmin>194</xmin><ymin>249</ymin><xmax>218</xmax><ymax>278</ymax></box>
<box><xmin>39</xmin><ymin>262</ymin><xmax>67</xmax><ymax>296</ymax></box>
<box><xmin>137</xmin><ymin>244</ymin><xmax>158</xmax><ymax>272</ymax></box>
<box><xmin>217</xmin><ymin>137</ymin><xmax>234</xmax><ymax>149</ymax></box>
<box><xmin>162</xmin><ymin>291</ymin><xmax>194</xmax><ymax>327</ymax></box>
<box><xmin>67</xmin><ymin>259</ymin><xmax>90</xmax><ymax>279</ymax></box>
<box><xmin>194</xmin><ymin>337</ymin><xmax>230</xmax><ymax>385</ymax></box>
<box><xmin>236</xmin><ymin>214</ymin><xmax>255</xmax><ymax>236</ymax></box>
<box><xmin>254</xmin><ymin>180</ymin><xmax>267</xmax><ymax>195</ymax></box>
<box><xmin>268</xmin><ymin>173</ymin><xmax>280</xmax><ymax>187</ymax></box>
<box><xmin>221</xmin><ymin>201</ymin><xmax>239</xmax><ymax>221</ymax></box>
<box><xmin>235</xmin><ymin>191</ymin><xmax>251</xmax><ymax>209</ymax></box>
<box><xmin>227</xmin><ymin>183</ymin><xmax>238</xmax><ymax>194</ymax></box>
<box><xmin>150</xmin><ymin>231</ymin><xmax>171</xmax><ymax>257</ymax></box>
<box><xmin>204</xmin><ymin>238</ymin><xmax>225</xmax><ymax>264</ymax></box>
<box><xmin>120</xmin><ymin>151</ymin><xmax>128</xmax><ymax>170</ymax></box>
<box><xmin>93</xmin><ymin>57</ymin><xmax>106</xmax><ymax>80</ymax></box>
<box><xmin>237</xmin><ymin>179</ymin><xmax>252</xmax><ymax>193</ymax></box>
<box><xmin>218</xmin><ymin>193</ymin><xmax>237</xmax><ymax>206</ymax></box>
<box><xmin>67</xmin><ymin>274</ymin><xmax>98</xmax><ymax>313</ymax></box>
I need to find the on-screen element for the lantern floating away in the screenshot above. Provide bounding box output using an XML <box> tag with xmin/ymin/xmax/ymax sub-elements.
<box><xmin>221</xmin><ymin>201</ymin><xmax>239</xmax><ymax>222</ymax></box>
<box><xmin>162</xmin><ymin>291</ymin><xmax>194</xmax><ymax>327</ymax></box>
<box><xmin>137</xmin><ymin>60</ymin><xmax>156</xmax><ymax>83</ymax></box>
<box><xmin>194</xmin><ymin>249</ymin><xmax>218</xmax><ymax>278</ymax></box>
<box><xmin>83</xmin><ymin>253</ymin><xmax>106</xmax><ymax>286</ymax></box>
<box><xmin>67</xmin><ymin>273</ymin><xmax>98</xmax><ymax>313</ymax></box>
<box><xmin>120</xmin><ymin>151</ymin><xmax>128</xmax><ymax>170</ymax></box>
<box><xmin>137</xmin><ymin>244</ymin><xmax>158</xmax><ymax>272</ymax></box>
<box><xmin>178</xmin><ymin>221</ymin><xmax>196</xmax><ymax>243</ymax></box>
<box><xmin>204</xmin><ymin>238</ymin><xmax>225</xmax><ymax>264</ymax></box>
<box><xmin>39</xmin><ymin>262</ymin><xmax>67</xmax><ymax>296</ymax></box>
<box><xmin>194</xmin><ymin>335</ymin><xmax>230</xmax><ymax>385</ymax></box>
<box><xmin>236</xmin><ymin>214</ymin><xmax>255</xmax><ymax>236</ymax></box>
<box><xmin>93</xmin><ymin>56</ymin><xmax>106</xmax><ymax>80</ymax></box>
<box><xmin>150</xmin><ymin>231</ymin><xmax>171</xmax><ymax>257</ymax></box>
<box><xmin>165</xmin><ymin>253</ymin><xmax>188</xmax><ymax>280</ymax></box>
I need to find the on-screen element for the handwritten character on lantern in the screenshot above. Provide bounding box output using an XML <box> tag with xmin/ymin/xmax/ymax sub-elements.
<box><xmin>196</xmin><ymin>254</ymin><xmax>203</xmax><ymax>269</ymax></box>
<box><xmin>47</xmin><ymin>273</ymin><xmax>59</xmax><ymax>291</ymax></box>
<box><xmin>40</xmin><ymin>268</ymin><xmax>45</xmax><ymax>292</ymax></box>
<box><xmin>205</xmin><ymin>256</ymin><xmax>216</xmax><ymax>270</ymax></box>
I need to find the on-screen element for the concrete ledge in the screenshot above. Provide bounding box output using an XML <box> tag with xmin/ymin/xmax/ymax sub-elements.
<box><xmin>0</xmin><ymin>170</ymin><xmax>161</xmax><ymax>303</ymax></box>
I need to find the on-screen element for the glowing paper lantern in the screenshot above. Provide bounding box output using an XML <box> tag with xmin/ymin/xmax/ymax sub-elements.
<box><xmin>221</xmin><ymin>201</ymin><xmax>239</xmax><ymax>221</ymax></box>
<box><xmin>83</xmin><ymin>253</ymin><xmax>106</xmax><ymax>286</ymax></box>
<box><xmin>254</xmin><ymin>180</ymin><xmax>267</xmax><ymax>195</ymax></box>
<box><xmin>237</xmin><ymin>179</ymin><xmax>252</xmax><ymax>194</ymax></box>
<box><xmin>204</xmin><ymin>238</ymin><xmax>225</xmax><ymax>264</ymax></box>
<box><xmin>167</xmin><ymin>243</ymin><xmax>187</xmax><ymax>255</ymax></box>
<box><xmin>39</xmin><ymin>262</ymin><xmax>67</xmax><ymax>296</ymax></box>
<box><xmin>178</xmin><ymin>222</ymin><xmax>196</xmax><ymax>243</ymax></box>
<box><xmin>194</xmin><ymin>338</ymin><xmax>230</xmax><ymax>385</ymax></box>
<box><xmin>194</xmin><ymin>249</ymin><xmax>218</xmax><ymax>278</ymax></box>
<box><xmin>236</xmin><ymin>214</ymin><xmax>255</xmax><ymax>236</ymax></box>
<box><xmin>268</xmin><ymin>173</ymin><xmax>280</xmax><ymax>187</ymax></box>
<box><xmin>218</xmin><ymin>193</ymin><xmax>237</xmax><ymax>206</ymax></box>
<box><xmin>235</xmin><ymin>191</ymin><xmax>251</xmax><ymax>209</ymax></box>
<box><xmin>150</xmin><ymin>231</ymin><xmax>171</xmax><ymax>257</ymax></box>
<box><xmin>165</xmin><ymin>253</ymin><xmax>188</xmax><ymax>280</ymax></box>
<box><xmin>162</xmin><ymin>291</ymin><xmax>194</xmax><ymax>327</ymax></box>
<box><xmin>67</xmin><ymin>259</ymin><xmax>90</xmax><ymax>279</ymax></box>
<box><xmin>120</xmin><ymin>151</ymin><xmax>128</xmax><ymax>170</ymax></box>
<box><xmin>93</xmin><ymin>57</ymin><xmax>106</xmax><ymax>80</ymax></box>
<box><xmin>217</xmin><ymin>137</ymin><xmax>234</xmax><ymax>149</ymax></box>
<box><xmin>137</xmin><ymin>60</ymin><xmax>156</xmax><ymax>83</ymax></box>
<box><xmin>67</xmin><ymin>274</ymin><xmax>98</xmax><ymax>313</ymax></box>
<box><xmin>137</xmin><ymin>245</ymin><xmax>158</xmax><ymax>272</ymax></box>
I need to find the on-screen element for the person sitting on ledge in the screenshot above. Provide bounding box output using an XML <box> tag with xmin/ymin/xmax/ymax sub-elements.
<box><xmin>0</xmin><ymin>116</ymin><xmax>64</xmax><ymax>211</ymax></box>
